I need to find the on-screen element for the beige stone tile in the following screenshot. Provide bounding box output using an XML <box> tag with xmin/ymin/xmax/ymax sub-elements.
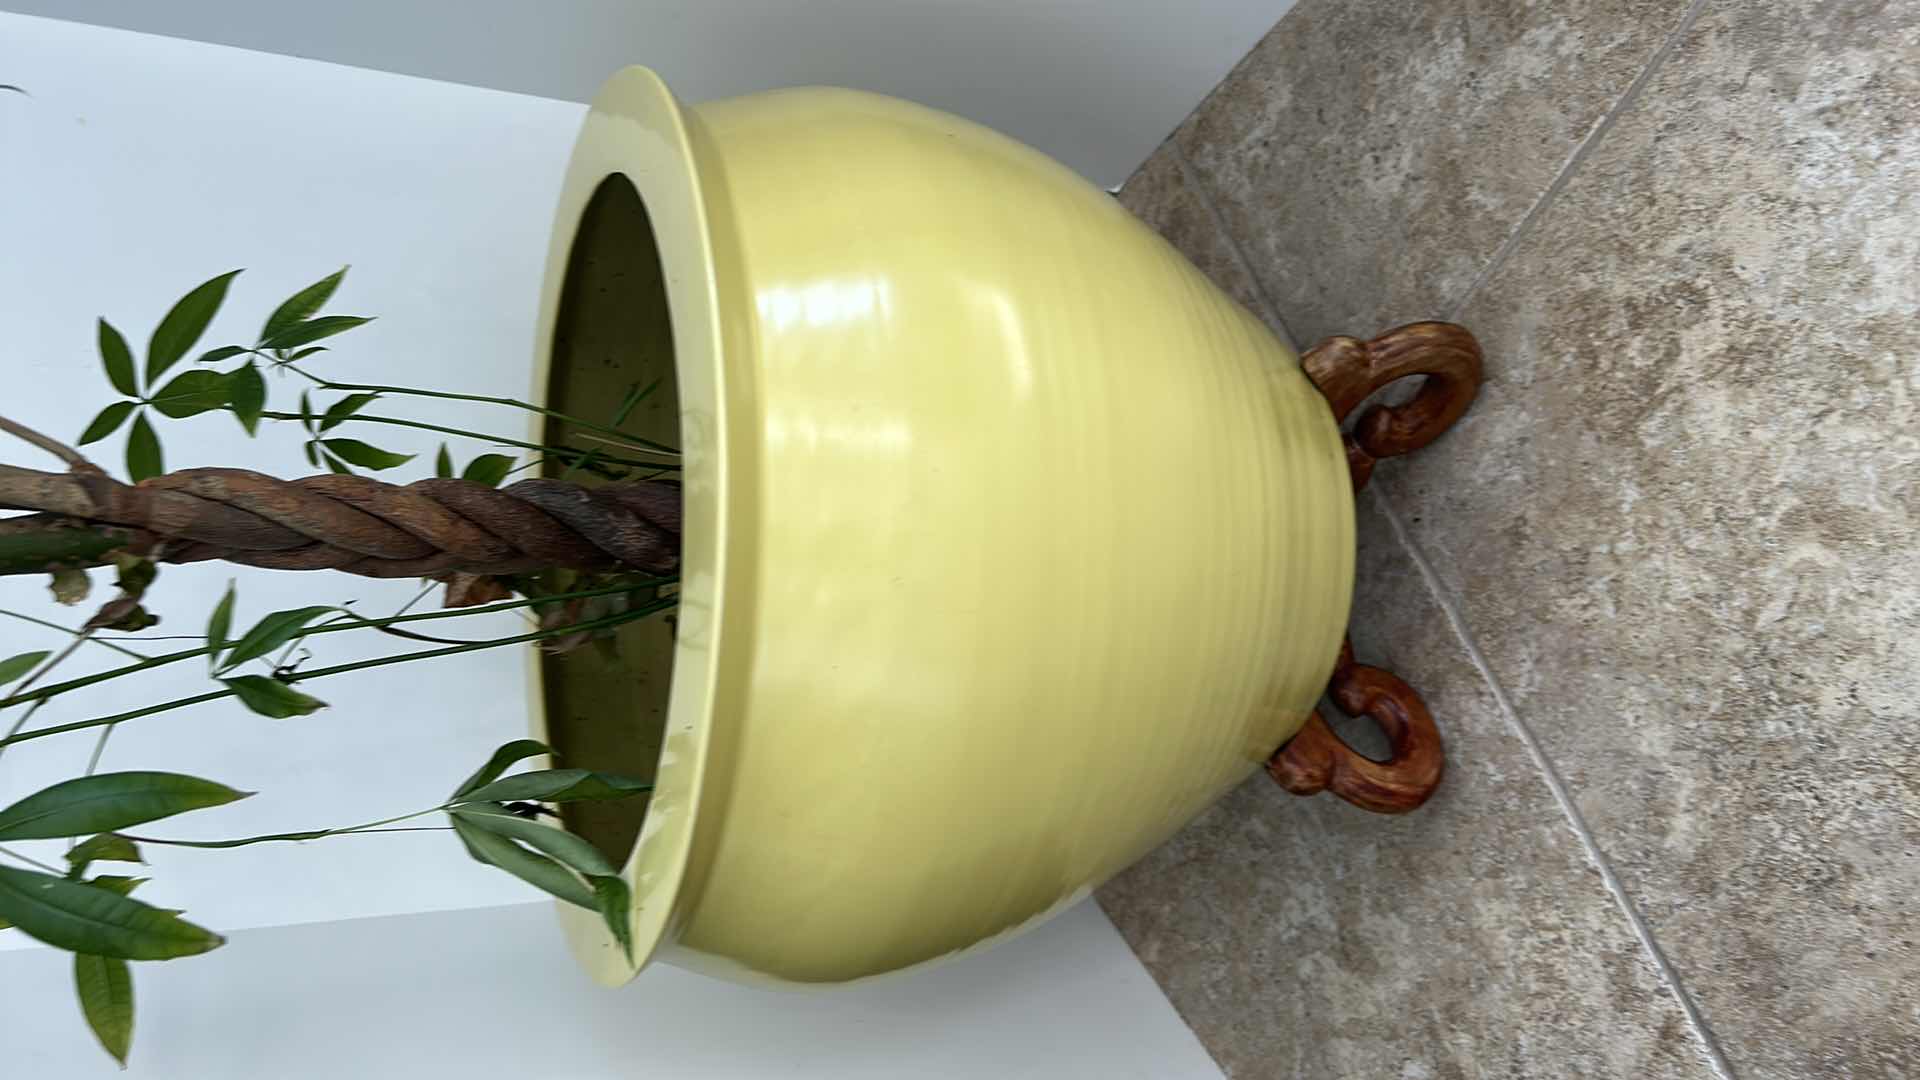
<box><xmin>1375</xmin><ymin>2</ymin><xmax>1920</xmax><ymax>1074</ymax></box>
<box><xmin>1098</xmin><ymin>495</ymin><xmax>1713</xmax><ymax>1079</ymax></box>
<box><xmin>1176</xmin><ymin>0</ymin><xmax>1696</xmax><ymax>347</ymax></box>
<box><xmin>1116</xmin><ymin>139</ymin><xmax>1292</xmax><ymax>348</ymax></box>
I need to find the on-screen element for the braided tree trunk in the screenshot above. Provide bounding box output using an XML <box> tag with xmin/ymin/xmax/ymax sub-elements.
<box><xmin>0</xmin><ymin>463</ymin><xmax>680</xmax><ymax>579</ymax></box>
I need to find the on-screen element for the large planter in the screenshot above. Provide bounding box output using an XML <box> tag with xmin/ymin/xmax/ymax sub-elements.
<box><xmin>527</xmin><ymin>68</ymin><xmax>1475</xmax><ymax>987</ymax></box>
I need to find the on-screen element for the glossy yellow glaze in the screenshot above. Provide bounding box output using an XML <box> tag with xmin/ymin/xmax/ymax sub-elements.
<box><xmin>528</xmin><ymin>69</ymin><xmax>1355</xmax><ymax>986</ymax></box>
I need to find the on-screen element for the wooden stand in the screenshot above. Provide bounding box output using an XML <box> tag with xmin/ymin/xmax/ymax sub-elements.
<box><xmin>1268</xmin><ymin>322</ymin><xmax>1483</xmax><ymax>814</ymax></box>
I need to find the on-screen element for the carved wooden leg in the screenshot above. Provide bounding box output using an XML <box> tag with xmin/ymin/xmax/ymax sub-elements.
<box><xmin>1269</xmin><ymin>322</ymin><xmax>1482</xmax><ymax>814</ymax></box>
<box><xmin>1268</xmin><ymin>641</ymin><xmax>1443</xmax><ymax>814</ymax></box>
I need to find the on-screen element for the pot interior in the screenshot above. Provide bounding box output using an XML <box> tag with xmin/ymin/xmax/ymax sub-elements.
<box><xmin>539</xmin><ymin>173</ymin><xmax>680</xmax><ymax>866</ymax></box>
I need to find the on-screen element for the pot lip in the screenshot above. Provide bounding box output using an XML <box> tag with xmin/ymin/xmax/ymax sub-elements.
<box><xmin>526</xmin><ymin>66</ymin><xmax>738</xmax><ymax>985</ymax></box>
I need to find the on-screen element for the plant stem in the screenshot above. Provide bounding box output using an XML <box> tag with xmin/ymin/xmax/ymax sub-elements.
<box><xmin>0</xmin><ymin>611</ymin><xmax>139</xmax><ymax>768</ymax></box>
<box><xmin>257</xmin><ymin>410</ymin><xmax>676</xmax><ymax>471</ymax></box>
<box><xmin>0</xmin><ymin>414</ymin><xmax>92</xmax><ymax>470</ymax></box>
<box><xmin>390</xmin><ymin>581</ymin><xmax>437</xmax><ymax>620</ymax></box>
<box><xmin>288</xmin><ymin>370</ymin><xmax>680</xmax><ymax>457</ymax></box>
<box><xmin>0</xmin><ymin>599</ymin><xmax>672</xmax><ymax>750</ymax></box>
<box><xmin>123</xmin><ymin>805</ymin><xmax>445</xmax><ymax>849</ymax></box>
<box><xmin>0</xmin><ymin>514</ymin><xmax>146</xmax><ymax>576</ymax></box>
<box><xmin>0</xmin><ymin>631</ymin><xmax>92</xmax><ymax>764</ymax></box>
<box><xmin>559</xmin><ymin>378</ymin><xmax>663</xmax><ymax>481</ymax></box>
<box><xmin>82</xmin><ymin>723</ymin><xmax>115</xmax><ymax>777</ymax></box>
<box><xmin>0</xmin><ymin>609</ymin><xmax>148</xmax><ymax>661</ymax></box>
<box><xmin>333</xmin><ymin>826</ymin><xmax>453</xmax><ymax>835</ymax></box>
<box><xmin>0</xmin><ymin>579</ymin><xmax>670</xmax><ymax>712</ymax></box>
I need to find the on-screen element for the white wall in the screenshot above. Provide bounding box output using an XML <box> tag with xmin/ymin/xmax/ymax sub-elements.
<box><xmin>0</xmin><ymin>0</ymin><xmax>1295</xmax><ymax>189</ymax></box>
<box><xmin>0</xmin><ymin>14</ymin><xmax>1219</xmax><ymax>1077</ymax></box>
<box><xmin>1</xmin><ymin>12</ymin><xmax>591</xmax><ymax>940</ymax></box>
<box><xmin>2</xmin><ymin>901</ymin><xmax>1219</xmax><ymax>1079</ymax></box>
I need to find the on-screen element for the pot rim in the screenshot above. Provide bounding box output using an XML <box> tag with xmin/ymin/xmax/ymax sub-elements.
<box><xmin>526</xmin><ymin>66</ymin><xmax>742</xmax><ymax>984</ymax></box>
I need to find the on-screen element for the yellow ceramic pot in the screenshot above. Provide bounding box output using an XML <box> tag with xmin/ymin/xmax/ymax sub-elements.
<box><xmin>527</xmin><ymin>68</ymin><xmax>1353</xmax><ymax>986</ymax></box>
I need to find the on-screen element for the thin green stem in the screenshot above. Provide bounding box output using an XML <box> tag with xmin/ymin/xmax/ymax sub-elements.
<box><xmin>5</xmin><ymin>632</ymin><xmax>87</xmax><ymax>699</ymax></box>
<box><xmin>0</xmin><ymin>599</ymin><xmax>673</xmax><ymax>750</ymax></box>
<box><xmin>572</xmin><ymin>431</ymin><xmax>678</xmax><ymax>458</ymax></box>
<box><xmin>123</xmin><ymin>805</ymin><xmax>445</xmax><ymax>849</ymax></box>
<box><xmin>558</xmin><ymin>447</ymin><xmax>608</xmax><ymax>482</ymax></box>
<box><xmin>0</xmin><ymin>615</ymin><xmax>151</xmax><ymax>773</ymax></box>
<box><xmin>369</xmin><ymin>624</ymin><xmax>494</xmax><ymax>646</ymax></box>
<box><xmin>0</xmin><ymin>698</ymin><xmax>50</xmax><ymax>759</ymax></box>
<box><xmin>0</xmin><ymin>843</ymin><xmax>62</xmax><ymax>873</ymax></box>
<box><xmin>611</xmin><ymin>378</ymin><xmax>662</xmax><ymax>428</ymax></box>
<box><xmin>0</xmin><ymin>579</ymin><xmax>670</xmax><ymax>712</ymax></box>
<box><xmin>286</xmin><ymin>368</ymin><xmax>680</xmax><ymax>457</ymax></box>
<box><xmin>0</xmin><ymin>630</ymin><xmax>92</xmax><ymax>764</ymax></box>
<box><xmin>560</xmin><ymin>377</ymin><xmax>663</xmax><ymax>482</ymax></box>
<box><xmin>0</xmin><ymin>610</ymin><xmax>148</xmax><ymax>661</ymax></box>
<box><xmin>3</xmin><ymin>688</ymin><xmax>228</xmax><ymax>749</ymax></box>
<box><xmin>257</xmin><ymin>410</ymin><xmax>675</xmax><ymax>471</ymax></box>
<box><xmin>390</xmin><ymin>581</ymin><xmax>438</xmax><ymax>620</ymax></box>
<box><xmin>334</xmin><ymin>826</ymin><xmax>453</xmax><ymax>835</ymax></box>
<box><xmin>82</xmin><ymin>725</ymin><xmax>113</xmax><ymax>775</ymax></box>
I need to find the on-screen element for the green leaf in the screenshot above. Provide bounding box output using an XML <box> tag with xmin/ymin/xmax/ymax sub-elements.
<box><xmin>148</xmin><ymin>369</ymin><xmax>231</xmax><ymax>419</ymax></box>
<box><xmin>448</xmin><ymin>816</ymin><xmax>595</xmax><ymax>909</ymax></box>
<box><xmin>74</xmin><ymin>953</ymin><xmax>135</xmax><ymax>1065</ymax></box>
<box><xmin>320</xmin><ymin>438</ymin><xmax>413</xmax><ymax>471</ymax></box>
<box><xmin>0</xmin><ymin>866</ymin><xmax>224</xmax><ymax>960</ymax></box>
<box><xmin>303</xmin><ymin>441</ymin><xmax>319</xmax><ymax>468</ymax></box>
<box><xmin>612</xmin><ymin>377</ymin><xmax>661</xmax><ymax>427</ymax></box>
<box><xmin>435</xmin><ymin>444</ymin><xmax>454</xmax><ymax>479</ymax></box>
<box><xmin>126</xmin><ymin>412</ymin><xmax>162</xmax><ymax>483</ymax></box>
<box><xmin>0</xmin><ymin>650</ymin><xmax>50</xmax><ymax>686</ymax></box>
<box><xmin>84</xmin><ymin>875</ymin><xmax>146</xmax><ymax>897</ymax></box>
<box><xmin>260</xmin><ymin>267</ymin><xmax>346</xmax><ymax>344</ymax></box>
<box><xmin>147</xmin><ymin>269</ymin><xmax>242</xmax><ymax>385</ymax></box>
<box><xmin>222</xmin><ymin>676</ymin><xmax>327</xmax><ymax>719</ymax></box>
<box><xmin>195</xmin><ymin>345</ymin><xmax>248</xmax><ymax>364</ymax></box>
<box><xmin>229</xmin><ymin>362</ymin><xmax>266</xmax><ymax>435</ymax></box>
<box><xmin>78</xmin><ymin>401</ymin><xmax>137</xmax><ymax>446</ymax></box>
<box><xmin>591</xmin><ymin>874</ymin><xmax>634</xmax><ymax>962</ymax></box>
<box><xmin>461</xmin><ymin>453</ymin><xmax>515</xmax><ymax>488</ymax></box>
<box><xmin>321</xmin><ymin>452</ymin><xmax>354</xmax><ymax>476</ymax></box>
<box><xmin>98</xmin><ymin>319</ymin><xmax>137</xmax><ymax>396</ymax></box>
<box><xmin>66</xmin><ymin>834</ymin><xmax>145</xmax><ymax>875</ymax></box>
<box><xmin>262</xmin><ymin>315</ymin><xmax>371</xmax><ymax>350</ymax></box>
<box><xmin>451</xmin><ymin>739</ymin><xmax>552</xmax><ymax>798</ymax></box>
<box><xmin>0</xmin><ymin>772</ymin><xmax>252</xmax><ymax>841</ymax></box>
<box><xmin>287</xmin><ymin>346</ymin><xmax>328</xmax><ymax>361</ymax></box>
<box><xmin>450</xmin><ymin>805</ymin><xmax>615</xmax><ymax>878</ymax></box>
<box><xmin>218</xmin><ymin>605</ymin><xmax>336</xmax><ymax>672</ymax></box>
<box><xmin>454</xmin><ymin>769</ymin><xmax>652</xmax><ymax>806</ymax></box>
<box><xmin>205</xmin><ymin>582</ymin><xmax>236</xmax><ymax>672</ymax></box>
<box><xmin>318</xmin><ymin>392</ymin><xmax>379</xmax><ymax>432</ymax></box>
<box><xmin>298</xmin><ymin>390</ymin><xmax>317</xmax><ymax>435</ymax></box>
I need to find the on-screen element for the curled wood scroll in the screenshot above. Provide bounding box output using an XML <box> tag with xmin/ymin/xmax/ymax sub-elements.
<box><xmin>1269</xmin><ymin>322</ymin><xmax>1481</xmax><ymax>814</ymax></box>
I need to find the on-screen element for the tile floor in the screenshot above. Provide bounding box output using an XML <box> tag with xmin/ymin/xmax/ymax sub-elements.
<box><xmin>1097</xmin><ymin>2</ymin><xmax>1919</xmax><ymax>1077</ymax></box>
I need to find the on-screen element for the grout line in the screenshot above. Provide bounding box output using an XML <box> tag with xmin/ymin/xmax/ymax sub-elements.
<box><xmin>1372</xmin><ymin>490</ymin><xmax>1740</xmax><ymax>1080</ymax></box>
<box><xmin>1446</xmin><ymin>0</ymin><xmax>1713</xmax><ymax>320</ymax></box>
<box><xmin>1168</xmin><ymin>140</ymin><xmax>1301</xmax><ymax>352</ymax></box>
<box><xmin>1388</xmin><ymin>0</ymin><xmax>1736</xmax><ymax>1070</ymax></box>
